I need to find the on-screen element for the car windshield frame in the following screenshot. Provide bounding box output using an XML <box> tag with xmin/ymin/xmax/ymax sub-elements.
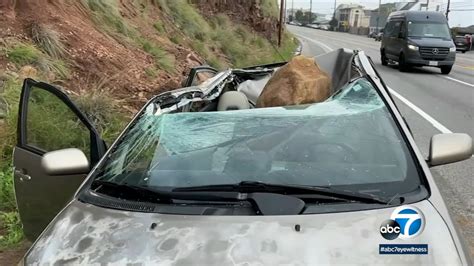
<box><xmin>79</xmin><ymin>53</ymin><xmax>429</xmax><ymax>209</ymax></box>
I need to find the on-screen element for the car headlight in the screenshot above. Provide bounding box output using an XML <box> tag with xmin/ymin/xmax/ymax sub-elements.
<box><xmin>449</xmin><ymin>46</ymin><xmax>456</xmax><ymax>52</ymax></box>
<box><xmin>408</xmin><ymin>44</ymin><xmax>419</xmax><ymax>51</ymax></box>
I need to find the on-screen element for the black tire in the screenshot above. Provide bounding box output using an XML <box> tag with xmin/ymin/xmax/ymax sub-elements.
<box><xmin>441</xmin><ymin>66</ymin><xmax>452</xmax><ymax>75</ymax></box>
<box><xmin>462</xmin><ymin>50</ymin><xmax>466</xmax><ymax>53</ymax></box>
<box><xmin>398</xmin><ymin>53</ymin><xmax>409</xmax><ymax>72</ymax></box>
<box><xmin>381</xmin><ymin>50</ymin><xmax>388</xmax><ymax>66</ymax></box>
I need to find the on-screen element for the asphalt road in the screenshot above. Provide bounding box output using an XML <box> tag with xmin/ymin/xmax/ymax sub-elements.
<box><xmin>288</xmin><ymin>25</ymin><xmax>474</xmax><ymax>258</ymax></box>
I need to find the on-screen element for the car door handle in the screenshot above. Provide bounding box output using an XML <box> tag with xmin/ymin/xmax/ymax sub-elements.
<box><xmin>14</xmin><ymin>168</ymin><xmax>31</xmax><ymax>181</ymax></box>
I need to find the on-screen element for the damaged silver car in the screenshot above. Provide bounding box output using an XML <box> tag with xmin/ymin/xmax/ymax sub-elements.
<box><xmin>13</xmin><ymin>49</ymin><xmax>472</xmax><ymax>265</ymax></box>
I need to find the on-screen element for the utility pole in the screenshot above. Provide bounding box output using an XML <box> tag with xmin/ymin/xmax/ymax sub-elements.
<box><xmin>445</xmin><ymin>0</ymin><xmax>451</xmax><ymax>20</ymax></box>
<box><xmin>291</xmin><ymin>0</ymin><xmax>295</xmax><ymax>21</ymax></box>
<box><xmin>278</xmin><ymin>0</ymin><xmax>285</xmax><ymax>46</ymax></box>
<box><xmin>376</xmin><ymin>0</ymin><xmax>381</xmax><ymax>32</ymax></box>
<box><xmin>309</xmin><ymin>0</ymin><xmax>313</xmax><ymax>25</ymax></box>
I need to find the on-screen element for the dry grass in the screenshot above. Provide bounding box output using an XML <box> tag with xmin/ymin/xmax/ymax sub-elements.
<box><xmin>30</xmin><ymin>24</ymin><xmax>67</xmax><ymax>59</ymax></box>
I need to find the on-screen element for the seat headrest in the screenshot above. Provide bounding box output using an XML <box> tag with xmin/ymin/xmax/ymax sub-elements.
<box><xmin>217</xmin><ymin>91</ymin><xmax>250</xmax><ymax>111</ymax></box>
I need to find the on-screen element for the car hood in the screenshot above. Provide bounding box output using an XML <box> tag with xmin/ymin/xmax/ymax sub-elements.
<box><xmin>408</xmin><ymin>37</ymin><xmax>454</xmax><ymax>48</ymax></box>
<box><xmin>26</xmin><ymin>200</ymin><xmax>461</xmax><ymax>265</ymax></box>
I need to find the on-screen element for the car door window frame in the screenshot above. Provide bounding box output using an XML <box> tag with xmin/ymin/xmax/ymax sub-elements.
<box><xmin>17</xmin><ymin>78</ymin><xmax>106</xmax><ymax>165</ymax></box>
<box><xmin>183</xmin><ymin>66</ymin><xmax>218</xmax><ymax>87</ymax></box>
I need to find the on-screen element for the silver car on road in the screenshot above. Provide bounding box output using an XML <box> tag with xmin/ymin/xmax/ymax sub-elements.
<box><xmin>13</xmin><ymin>49</ymin><xmax>472</xmax><ymax>265</ymax></box>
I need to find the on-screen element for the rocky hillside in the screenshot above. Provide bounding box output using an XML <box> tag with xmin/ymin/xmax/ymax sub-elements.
<box><xmin>0</xmin><ymin>0</ymin><xmax>296</xmax><ymax>110</ymax></box>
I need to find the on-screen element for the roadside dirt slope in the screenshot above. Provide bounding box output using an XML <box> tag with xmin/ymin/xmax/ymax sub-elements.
<box><xmin>1</xmin><ymin>1</ymin><xmax>196</xmax><ymax>108</ymax></box>
<box><xmin>0</xmin><ymin>0</ymin><xmax>285</xmax><ymax>110</ymax></box>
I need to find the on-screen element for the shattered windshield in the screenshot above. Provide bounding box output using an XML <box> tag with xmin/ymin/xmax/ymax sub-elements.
<box><xmin>94</xmin><ymin>78</ymin><xmax>420</xmax><ymax>198</ymax></box>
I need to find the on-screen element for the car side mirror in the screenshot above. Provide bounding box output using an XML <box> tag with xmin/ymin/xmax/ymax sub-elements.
<box><xmin>41</xmin><ymin>148</ymin><xmax>90</xmax><ymax>175</ymax></box>
<box><xmin>427</xmin><ymin>133</ymin><xmax>473</xmax><ymax>167</ymax></box>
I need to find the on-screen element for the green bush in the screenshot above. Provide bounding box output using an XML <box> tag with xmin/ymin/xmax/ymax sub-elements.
<box><xmin>4</xmin><ymin>41</ymin><xmax>71</xmax><ymax>80</ymax></box>
<box><xmin>0</xmin><ymin>167</ymin><xmax>15</xmax><ymax>211</ymax></box>
<box><xmin>153</xmin><ymin>21</ymin><xmax>166</xmax><ymax>33</ymax></box>
<box><xmin>6</xmin><ymin>44</ymin><xmax>41</xmax><ymax>66</ymax></box>
<box><xmin>169</xmin><ymin>35</ymin><xmax>183</xmax><ymax>45</ymax></box>
<box><xmin>164</xmin><ymin>0</ymin><xmax>211</xmax><ymax>41</ymax></box>
<box><xmin>145</xmin><ymin>67</ymin><xmax>158</xmax><ymax>78</ymax></box>
<box><xmin>0</xmin><ymin>211</ymin><xmax>23</xmax><ymax>248</ymax></box>
<box><xmin>85</xmin><ymin>0</ymin><xmax>133</xmax><ymax>37</ymax></box>
<box><xmin>139</xmin><ymin>38</ymin><xmax>175</xmax><ymax>73</ymax></box>
<box><xmin>0</xmin><ymin>76</ymin><xmax>24</xmax><ymax>248</ymax></box>
<box><xmin>0</xmin><ymin>76</ymin><xmax>21</xmax><ymax>165</ymax></box>
<box><xmin>261</xmin><ymin>0</ymin><xmax>280</xmax><ymax>18</ymax></box>
<box><xmin>72</xmin><ymin>88</ymin><xmax>128</xmax><ymax>145</ymax></box>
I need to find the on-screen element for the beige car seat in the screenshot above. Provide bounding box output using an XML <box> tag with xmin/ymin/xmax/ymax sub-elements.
<box><xmin>217</xmin><ymin>91</ymin><xmax>250</xmax><ymax>111</ymax></box>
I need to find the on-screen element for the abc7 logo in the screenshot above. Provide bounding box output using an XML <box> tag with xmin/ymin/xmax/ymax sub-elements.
<box><xmin>380</xmin><ymin>219</ymin><xmax>401</xmax><ymax>240</ymax></box>
<box><xmin>380</xmin><ymin>206</ymin><xmax>425</xmax><ymax>240</ymax></box>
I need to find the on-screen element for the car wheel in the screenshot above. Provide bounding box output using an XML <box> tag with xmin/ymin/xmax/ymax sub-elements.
<box><xmin>462</xmin><ymin>50</ymin><xmax>466</xmax><ymax>53</ymax></box>
<box><xmin>441</xmin><ymin>66</ymin><xmax>452</xmax><ymax>75</ymax></box>
<box><xmin>398</xmin><ymin>53</ymin><xmax>409</xmax><ymax>72</ymax></box>
<box><xmin>381</xmin><ymin>50</ymin><xmax>388</xmax><ymax>66</ymax></box>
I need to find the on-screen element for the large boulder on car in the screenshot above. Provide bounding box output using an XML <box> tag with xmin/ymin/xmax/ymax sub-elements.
<box><xmin>256</xmin><ymin>56</ymin><xmax>331</xmax><ymax>108</ymax></box>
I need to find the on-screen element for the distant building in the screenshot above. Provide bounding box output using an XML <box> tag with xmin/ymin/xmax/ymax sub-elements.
<box><xmin>398</xmin><ymin>0</ymin><xmax>445</xmax><ymax>12</ymax></box>
<box><xmin>369</xmin><ymin>3</ymin><xmax>397</xmax><ymax>33</ymax></box>
<box><xmin>369</xmin><ymin>0</ymin><xmax>445</xmax><ymax>33</ymax></box>
<box><xmin>335</xmin><ymin>4</ymin><xmax>370</xmax><ymax>33</ymax></box>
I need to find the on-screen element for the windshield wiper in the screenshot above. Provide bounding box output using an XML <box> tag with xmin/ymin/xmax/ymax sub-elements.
<box><xmin>91</xmin><ymin>180</ymin><xmax>173</xmax><ymax>203</ymax></box>
<box><xmin>90</xmin><ymin>180</ymin><xmax>307</xmax><ymax>215</ymax></box>
<box><xmin>173</xmin><ymin>181</ymin><xmax>388</xmax><ymax>205</ymax></box>
<box><xmin>91</xmin><ymin>180</ymin><xmax>258</xmax><ymax>203</ymax></box>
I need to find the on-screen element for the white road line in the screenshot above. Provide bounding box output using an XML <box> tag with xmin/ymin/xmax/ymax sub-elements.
<box><xmin>390</xmin><ymin>88</ymin><xmax>471</xmax><ymax>165</ymax></box>
<box><xmin>294</xmin><ymin>34</ymin><xmax>333</xmax><ymax>53</ymax></box>
<box><xmin>388</xmin><ymin>88</ymin><xmax>452</xmax><ymax>134</ymax></box>
<box><xmin>443</xmin><ymin>76</ymin><xmax>474</xmax><ymax>88</ymax></box>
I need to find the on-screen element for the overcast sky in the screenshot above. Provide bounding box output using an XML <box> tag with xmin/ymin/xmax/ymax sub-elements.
<box><xmin>288</xmin><ymin>0</ymin><xmax>474</xmax><ymax>27</ymax></box>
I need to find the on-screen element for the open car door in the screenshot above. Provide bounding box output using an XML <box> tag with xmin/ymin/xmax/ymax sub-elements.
<box><xmin>13</xmin><ymin>79</ymin><xmax>106</xmax><ymax>240</ymax></box>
